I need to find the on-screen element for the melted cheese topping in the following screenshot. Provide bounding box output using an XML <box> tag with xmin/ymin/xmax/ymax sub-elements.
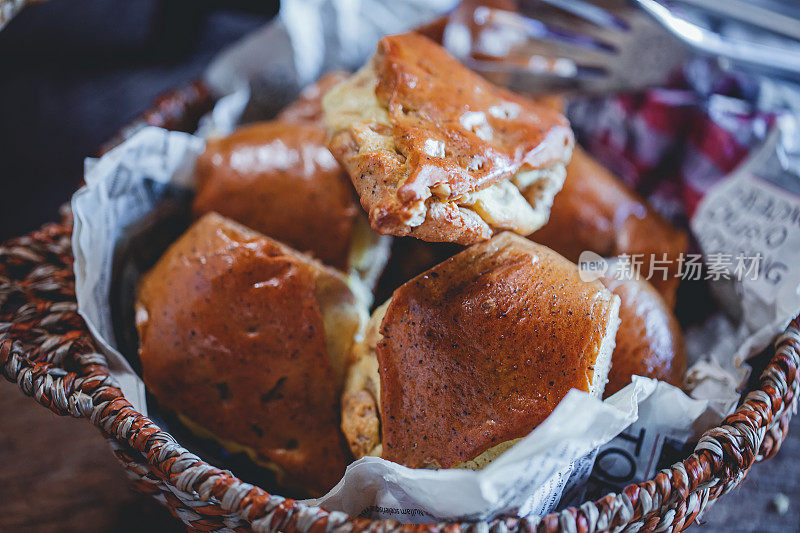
<box><xmin>323</xmin><ymin>62</ymin><xmax>567</xmax><ymax>236</ymax></box>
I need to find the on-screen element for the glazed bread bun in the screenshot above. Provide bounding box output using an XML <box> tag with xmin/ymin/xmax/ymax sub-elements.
<box><xmin>530</xmin><ymin>146</ymin><xmax>687</xmax><ymax>306</ymax></box>
<box><xmin>323</xmin><ymin>32</ymin><xmax>574</xmax><ymax>245</ymax></box>
<box><xmin>136</xmin><ymin>212</ymin><xmax>367</xmax><ymax>496</ymax></box>
<box><xmin>193</xmin><ymin>77</ymin><xmax>390</xmax><ymax>292</ymax></box>
<box><xmin>341</xmin><ymin>232</ymin><xmax>620</xmax><ymax>469</ymax></box>
<box><xmin>601</xmin><ymin>273</ymin><xmax>687</xmax><ymax>398</ymax></box>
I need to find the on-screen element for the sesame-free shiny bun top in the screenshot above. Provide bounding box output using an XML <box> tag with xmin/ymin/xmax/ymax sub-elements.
<box><xmin>193</xmin><ymin>122</ymin><xmax>359</xmax><ymax>270</ymax></box>
<box><xmin>531</xmin><ymin>146</ymin><xmax>687</xmax><ymax>306</ymax></box>
<box><xmin>136</xmin><ymin>212</ymin><xmax>366</xmax><ymax>496</ymax></box>
<box><xmin>324</xmin><ymin>32</ymin><xmax>574</xmax><ymax>245</ymax></box>
<box><xmin>342</xmin><ymin>232</ymin><xmax>620</xmax><ymax>469</ymax></box>
<box><xmin>193</xmin><ymin>73</ymin><xmax>390</xmax><ymax>290</ymax></box>
<box><xmin>600</xmin><ymin>273</ymin><xmax>686</xmax><ymax>397</ymax></box>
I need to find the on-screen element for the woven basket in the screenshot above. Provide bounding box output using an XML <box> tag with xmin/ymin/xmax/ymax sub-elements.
<box><xmin>2</xmin><ymin>82</ymin><xmax>799</xmax><ymax>533</ymax></box>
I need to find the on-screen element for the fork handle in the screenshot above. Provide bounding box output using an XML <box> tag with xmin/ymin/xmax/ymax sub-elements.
<box><xmin>675</xmin><ymin>0</ymin><xmax>800</xmax><ymax>42</ymax></box>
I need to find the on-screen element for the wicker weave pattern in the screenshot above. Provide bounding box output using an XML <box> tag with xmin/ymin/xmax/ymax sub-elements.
<box><xmin>0</xmin><ymin>208</ymin><xmax>798</xmax><ymax>533</ymax></box>
<box><xmin>1</xmin><ymin>83</ymin><xmax>798</xmax><ymax>533</ymax></box>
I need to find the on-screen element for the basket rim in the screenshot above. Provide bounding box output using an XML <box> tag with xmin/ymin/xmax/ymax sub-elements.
<box><xmin>0</xmin><ymin>81</ymin><xmax>798</xmax><ymax>533</ymax></box>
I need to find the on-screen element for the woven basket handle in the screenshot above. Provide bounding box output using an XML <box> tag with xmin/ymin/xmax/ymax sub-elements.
<box><xmin>1</xmin><ymin>338</ymin><xmax>112</xmax><ymax>418</ymax></box>
<box><xmin>0</xmin><ymin>220</ymin><xmax>123</xmax><ymax>420</ymax></box>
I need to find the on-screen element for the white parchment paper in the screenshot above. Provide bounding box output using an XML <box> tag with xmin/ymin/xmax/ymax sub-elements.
<box><xmin>575</xmin><ymin>377</ymin><xmax>733</xmax><ymax>503</ymax></box>
<box><xmin>691</xmin><ymin>115</ymin><xmax>800</xmax><ymax>364</ymax></box>
<box><xmin>312</xmin><ymin>387</ymin><xmax>648</xmax><ymax>522</ymax></box>
<box><xmin>678</xmin><ymin>114</ymin><xmax>800</xmax><ymax>405</ymax></box>
<box><xmin>72</xmin><ymin>127</ymin><xmax>204</xmax><ymax>413</ymax></box>
<box><xmin>204</xmin><ymin>0</ymin><xmax>459</xmax><ymax>98</ymax></box>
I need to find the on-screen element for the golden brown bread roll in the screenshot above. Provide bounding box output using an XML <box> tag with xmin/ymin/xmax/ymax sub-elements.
<box><xmin>323</xmin><ymin>32</ymin><xmax>574</xmax><ymax>245</ymax></box>
<box><xmin>601</xmin><ymin>273</ymin><xmax>687</xmax><ymax>398</ymax></box>
<box><xmin>193</xmin><ymin>75</ymin><xmax>390</xmax><ymax>289</ymax></box>
<box><xmin>530</xmin><ymin>146</ymin><xmax>687</xmax><ymax>306</ymax></box>
<box><xmin>193</xmin><ymin>122</ymin><xmax>359</xmax><ymax>270</ymax></box>
<box><xmin>341</xmin><ymin>232</ymin><xmax>620</xmax><ymax>469</ymax></box>
<box><xmin>136</xmin><ymin>213</ymin><xmax>367</xmax><ymax>496</ymax></box>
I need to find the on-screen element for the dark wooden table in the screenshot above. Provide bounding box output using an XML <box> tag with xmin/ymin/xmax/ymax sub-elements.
<box><xmin>0</xmin><ymin>2</ymin><xmax>797</xmax><ymax>531</ymax></box>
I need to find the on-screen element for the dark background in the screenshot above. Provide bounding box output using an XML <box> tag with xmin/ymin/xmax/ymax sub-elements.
<box><xmin>0</xmin><ymin>0</ymin><xmax>278</xmax><ymax>241</ymax></box>
<box><xmin>0</xmin><ymin>1</ymin><xmax>796</xmax><ymax>531</ymax></box>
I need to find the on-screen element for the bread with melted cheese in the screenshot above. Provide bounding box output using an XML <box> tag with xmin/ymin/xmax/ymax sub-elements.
<box><xmin>323</xmin><ymin>33</ymin><xmax>574</xmax><ymax>245</ymax></box>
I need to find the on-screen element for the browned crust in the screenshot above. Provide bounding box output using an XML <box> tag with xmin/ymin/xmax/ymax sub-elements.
<box><xmin>531</xmin><ymin>146</ymin><xmax>688</xmax><ymax>306</ymax></box>
<box><xmin>136</xmin><ymin>213</ymin><xmax>351</xmax><ymax>495</ymax></box>
<box><xmin>373</xmin><ymin>238</ymin><xmax>463</xmax><ymax>305</ymax></box>
<box><xmin>327</xmin><ymin>131</ymin><xmax>497</xmax><ymax>244</ymax></box>
<box><xmin>376</xmin><ymin>232</ymin><xmax>617</xmax><ymax>468</ymax></box>
<box><xmin>327</xmin><ymin>33</ymin><xmax>573</xmax><ymax>244</ymax></box>
<box><xmin>193</xmin><ymin>122</ymin><xmax>359</xmax><ymax>270</ymax></box>
<box><xmin>601</xmin><ymin>274</ymin><xmax>687</xmax><ymax>397</ymax></box>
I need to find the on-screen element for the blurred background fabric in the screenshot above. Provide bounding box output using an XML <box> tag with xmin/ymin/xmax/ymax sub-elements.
<box><xmin>0</xmin><ymin>1</ymin><xmax>796</xmax><ymax>531</ymax></box>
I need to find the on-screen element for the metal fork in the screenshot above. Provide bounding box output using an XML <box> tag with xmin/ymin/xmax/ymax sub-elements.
<box><xmin>442</xmin><ymin>0</ymin><xmax>800</xmax><ymax>95</ymax></box>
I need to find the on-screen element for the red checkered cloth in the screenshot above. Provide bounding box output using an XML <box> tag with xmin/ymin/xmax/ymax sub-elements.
<box><xmin>567</xmin><ymin>59</ymin><xmax>778</xmax><ymax>224</ymax></box>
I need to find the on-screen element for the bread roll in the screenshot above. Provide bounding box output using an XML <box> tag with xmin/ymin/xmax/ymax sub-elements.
<box><xmin>341</xmin><ymin>232</ymin><xmax>620</xmax><ymax>469</ymax></box>
<box><xmin>323</xmin><ymin>32</ymin><xmax>574</xmax><ymax>245</ymax></box>
<box><xmin>530</xmin><ymin>146</ymin><xmax>687</xmax><ymax>306</ymax></box>
<box><xmin>193</xmin><ymin>78</ymin><xmax>390</xmax><ymax>290</ymax></box>
<box><xmin>601</xmin><ymin>274</ymin><xmax>686</xmax><ymax>397</ymax></box>
<box><xmin>136</xmin><ymin>213</ymin><xmax>367</xmax><ymax>496</ymax></box>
